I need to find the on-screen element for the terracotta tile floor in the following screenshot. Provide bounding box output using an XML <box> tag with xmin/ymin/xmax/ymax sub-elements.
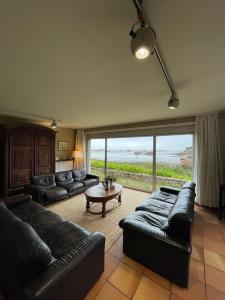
<box><xmin>85</xmin><ymin>205</ymin><xmax>225</xmax><ymax>300</ymax></box>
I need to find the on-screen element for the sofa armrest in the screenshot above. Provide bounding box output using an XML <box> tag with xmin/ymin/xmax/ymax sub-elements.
<box><xmin>86</xmin><ymin>174</ymin><xmax>99</xmax><ymax>181</ymax></box>
<box><xmin>23</xmin><ymin>232</ymin><xmax>105</xmax><ymax>300</ymax></box>
<box><xmin>2</xmin><ymin>194</ymin><xmax>32</xmax><ymax>209</ymax></box>
<box><xmin>160</xmin><ymin>186</ymin><xmax>181</xmax><ymax>195</ymax></box>
<box><xmin>25</xmin><ymin>185</ymin><xmax>47</xmax><ymax>203</ymax></box>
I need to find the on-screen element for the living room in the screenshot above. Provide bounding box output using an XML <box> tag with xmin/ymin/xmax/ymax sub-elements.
<box><xmin>0</xmin><ymin>1</ymin><xmax>225</xmax><ymax>300</ymax></box>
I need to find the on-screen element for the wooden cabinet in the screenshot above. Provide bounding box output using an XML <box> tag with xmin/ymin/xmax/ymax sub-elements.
<box><xmin>0</xmin><ymin>125</ymin><xmax>55</xmax><ymax>196</ymax></box>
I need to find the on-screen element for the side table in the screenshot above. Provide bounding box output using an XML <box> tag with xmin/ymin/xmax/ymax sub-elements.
<box><xmin>218</xmin><ymin>184</ymin><xmax>225</xmax><ymax>220</ymax></box>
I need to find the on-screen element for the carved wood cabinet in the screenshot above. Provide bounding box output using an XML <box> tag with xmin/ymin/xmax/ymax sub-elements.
<box><xmin>0</xmin><ymin>125</ymin><xmax>55</xmax><ymax>196</ymax></box>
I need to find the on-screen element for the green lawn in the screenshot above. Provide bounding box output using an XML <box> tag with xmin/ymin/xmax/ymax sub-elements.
<box><xmin>91</xmin><ymin>159</ymin><xmax>192</xmax><ymax>180</ymax></box>
<box><xmin>90</xmin><ymin>159</ymin><xmax>192</xmax><ymax>192</ymax></box>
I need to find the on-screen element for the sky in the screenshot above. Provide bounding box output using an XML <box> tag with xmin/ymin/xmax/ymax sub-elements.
<box><xmin>91</xmin><ymin>135</ymin><xmax>193</xmax><ymax>151</ymax></box>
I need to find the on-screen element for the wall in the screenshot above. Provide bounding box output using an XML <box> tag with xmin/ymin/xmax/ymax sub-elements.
<box><xmin>219</xmin><ymin>111</ymin><xmax>225</xmax><ymax>181</ymax></box>
<box><xmin>55</xmin><ymin>128</ymin><xmax>75</xmax><ymax>160</ymax></box>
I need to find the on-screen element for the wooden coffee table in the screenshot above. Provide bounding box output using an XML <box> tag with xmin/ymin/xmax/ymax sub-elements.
<box><xmin>85</xmin><ymin>183</ymin><xmax>123</xmax><ymax>218</ymax></box>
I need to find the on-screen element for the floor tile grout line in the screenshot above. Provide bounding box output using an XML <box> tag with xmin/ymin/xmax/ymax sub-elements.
<box><xmin>105</xmin><ymin>278</ymin><xmax>132</xmax><ymax>299</ymax></box>
<box><xmin>92</xmin><ymin>278</ymin><xmax>107</xmax><ymax>300</ymax></box>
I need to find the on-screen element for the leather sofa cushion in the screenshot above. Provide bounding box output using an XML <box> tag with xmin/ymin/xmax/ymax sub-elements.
<box><xmin>66</xmin><ymin>182</ymin><xmax>84</xmax><ymax>192</ymax></box>
<box><xmin>151</xmin><ymin>191</ymin><xmax>177</xmax><ymax>204</ymax></box>
<box><xmin>72</xmin><ymin>169</ymin><xmax>87</xmax><ymax>182</ymax></box>
<box><xmin>162</xmin><ymin>188</ymin><xmax>195</xmax><ymax>237</ymax></box>
<box><xmin>55</xmin><ymin>171</ymin><xmax>74</xmax><ymax>185</ymax></box>
<box><xmin>43</xmin><ymin>186</ymin><xmax>68</xmax><ymax>202</ymax></box>
<box><xmin>120</xmin><ymin>210</ymin><xmax>167</xmax><ymax>229</ymax></box>
<box><xmin>136</xmin><ymin>197</ymin><xmax>173</xmax><ymax>217</ymax></box>
<box><xmin>41</xmin><ymin>221</ymin><xmax>90</xmax><ymax>258</ymax></box>
<box><xmin>12</xmin><ymin>200</ymin><xmax>45</xmax><ymax>222</ymax></box>
<box><xmin>0</xmin><ymin>219</ymin><xmax>52</xmax><ymax>273</ymax></box>
<box><xmin>0</xmin><ymin>204</ymin><xmax>21</xmax><ymax>230</ymax></box>
<box><xmin>31</xmin><ymin>174</ymin><xmax>56</xmax><ymax>188</ymax></box>
<box><xmin>25</xmin><ymin>210</ymin><xmax>63</xmax><ymax>236</ymax></box>
<box><xmin>82</xmin><ymin>178</ymin><xmax>98</xmax><ymax>186</ymax></box>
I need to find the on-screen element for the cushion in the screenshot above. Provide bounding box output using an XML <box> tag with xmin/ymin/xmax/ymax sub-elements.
<box><xmin>55</xmin><ymin>171</ymin><xmax>74</xmax><ymax>185</ymax></box>
<box><xmin>31</xmin><ymin>174</ymin><xmax>56</xmax><ymax>188</ymax></box>
<box><xmin>25</xmin><ymin>210</ymin><xmax>63</xmax><ymax>236</ymax></box>
<box><xmin>11</xmin><ymin>200</ymin><xmax>45</xmax><ymax>222</ymax></box>
<box><xmin>72</xmin><ymin>169</ymin><xmax>87</xmax><ymax>182</ymax></box>
<box><xmin>41</xmin><ymin>221</ymin><xmax>90</xmax><ymax>258</ymax></box>
<box><xmin>0</xmin><ymin>205</ymin><xmax>21</xmax><ymax>230</ymax></box>
<box><xmin>0</xmin><ymin>220</ymin><xmax>52</xmax><ymax>272</ymax></box>
<box><xmin>82</xmin><ymin>178</ymin><xmax>98</xmax><ymax>186</ymax></box>
<box><xmin>136</xmin><ymin>197</ymin><xmax>173</xmax><ymax>217</ymax></box>
<box><xmin>151</xmin><ymin>191</ymin><xmax>177</xmax><ymax>204</ymax></box>
<box><xmin>66</xmin><ymin>182</ymin><xmax>84</xmax><ymax>192</ymax></box>
<box><xmin>43</xmin><ymin>186</ymin><xmax>68</xmax><ymax>202</ymax></box>
<box><xmin>119</xmin><ymin>210</ymin><xmax>167</xmax><ymax>229</ymax></box>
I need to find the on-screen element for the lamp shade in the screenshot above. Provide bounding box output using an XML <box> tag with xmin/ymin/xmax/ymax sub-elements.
<box><xmin>72</xmin><ymin>150</ymin><xmax>83</xmax><ymax>159</ymax></box>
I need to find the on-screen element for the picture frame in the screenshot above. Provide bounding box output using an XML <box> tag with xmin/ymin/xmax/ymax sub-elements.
<box><xmin>58</xmin><ymin>141</ymin><xmax>69</xmax><ymax>151</ymax></box>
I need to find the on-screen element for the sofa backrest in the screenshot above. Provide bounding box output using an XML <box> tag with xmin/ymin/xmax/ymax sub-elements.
<box><xmin>31</xmin><ymin>174</ymin><xmax>56</xmax><ymax>188</ymax></box>
<box><xmin>162</xmin><ymin>187</ymin><xmax>195</xmax><ymax>239</ymax></box>
<box><xmin>55</xmin><ymin>170</ymin><xmax>74</xmax><ymax>185</ymax></box>
<box><xmin>72</xmin><ymin>169</ymin><xmax>86</xmax><ymax>182</ymax></box>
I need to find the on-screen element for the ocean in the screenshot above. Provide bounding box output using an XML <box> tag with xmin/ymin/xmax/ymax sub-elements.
<box><xmin>91</xmin><ymin>149</ymin><xmax>188</xmax><ymax>165</ymax></box>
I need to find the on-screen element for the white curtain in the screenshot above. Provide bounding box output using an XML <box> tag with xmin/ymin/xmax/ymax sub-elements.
<box><xmin>74</xmin><ymin>129</ymin><xmax>86</xmax><ymax>169</ymax></box>
<box><xmin>194</xmin><ymin>113</ymin><xmax>223</xmax><ymax>207</ymax></box>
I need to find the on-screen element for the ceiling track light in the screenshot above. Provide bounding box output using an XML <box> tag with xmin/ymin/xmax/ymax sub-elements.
<box><xmin>130</xmin><ymin>0</ymin><xmax>179</xmax><ymax>109</ymax></box>
<box><xmin>51</xmin><ymin>120</ymin><xmax>58</xmax><ymax>129</ymax></box>
<box><xmin>168</xmin><ymin>94</ymin><xmax>179</xmax><ymax>109</ymax></box>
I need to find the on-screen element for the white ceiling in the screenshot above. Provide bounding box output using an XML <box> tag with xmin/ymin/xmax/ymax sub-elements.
<box><xmin>0</xmin><ymin>0</ymin><xmax>225</xmax><ymax>128</ymax></box>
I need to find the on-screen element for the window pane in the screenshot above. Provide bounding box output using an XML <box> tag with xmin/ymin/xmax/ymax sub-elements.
<box><xmin>107</xmin><ymin>137</ymin><xmax>153</xmax><ymax>192</ymax></box>
<box><xmin>156</xmin><ymin>135</ymin><xmax>193</xmax><ymax>189</ymax></box>
<box><xmin>89</xmin><ymin>139</ymin><xmax>105</xmax><ymax>181</ymax></box>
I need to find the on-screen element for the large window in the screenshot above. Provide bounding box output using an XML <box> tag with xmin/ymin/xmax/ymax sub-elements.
<box><xmin>107</xmin><ymin>137</ymin><xmax>153</xmax><ymax>192</ymax></box>
<box><xmin>88</xmin><ymin>134</ymin><xmax>193</xmax><ymax>192</ymax></box>
<box><xmin>156</xmin><ymin>135</ymin><xmax>193</xmax><ymax>189</ymax></box>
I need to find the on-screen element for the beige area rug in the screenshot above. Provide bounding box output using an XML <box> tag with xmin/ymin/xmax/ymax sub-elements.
<box><xmin>48</xmin><ymin>188</ymin><xmax>148</xmax><ymax>251</ymax></box>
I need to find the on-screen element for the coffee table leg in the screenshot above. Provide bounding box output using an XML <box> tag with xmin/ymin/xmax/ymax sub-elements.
<box><xmin>86</xmin><ymin>199</ymin><xmax>90</xmax><ymax>211</ymax></box>
<box><xmin>118</xmin><ymin>194</ymin><xmax>122</xmax><ymax>205</ymax></box>
<box><xmin>102</xmin><ymin>202</ymin><xmax>106</xmax><ymax>218</ymax></box>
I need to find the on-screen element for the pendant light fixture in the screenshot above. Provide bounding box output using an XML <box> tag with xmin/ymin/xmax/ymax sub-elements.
<box><xmin>130</xmin><ymin>0</ymin><xmax>179</xmax><ymax>109</ymax></box>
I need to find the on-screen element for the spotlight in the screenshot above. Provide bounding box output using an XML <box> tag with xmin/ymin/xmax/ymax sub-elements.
<box><xmin>130</xmin><ymin>24</ymin><xmax>156</xmax><ymax>60</ymax></box>
<box><xmin>168</xmin><ymin>95</ymin><xmax>179</xmax><ymax>109</ymax></box>
<box><xmin>51</xmin><ymin>120</ymin><xmax>58</xmax><ymax>129</ymax></box>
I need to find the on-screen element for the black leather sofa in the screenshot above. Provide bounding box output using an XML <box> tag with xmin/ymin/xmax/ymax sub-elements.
<box><xmin>0</xmin><ymin>194</ymin><xmax>105</xmax><ymax>300</ymax></box>
<box><xmin>119</xmin><ymin>182</ymin><xmax>196</xmax><ymax>288</ymax></box>
<box><xmin>25</xmin><ymin>169</ymin><xmax>99</xmax><ymax>205</ymax></box>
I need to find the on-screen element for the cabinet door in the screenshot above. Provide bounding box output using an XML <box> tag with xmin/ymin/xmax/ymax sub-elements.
<box><xmin>35</xmin><ymin>130</ymin><xmax>55</xmax><ymax>175</ymax></box>
<box><xmin>9</xmin><ymin>129</ymin><xmax>34</xmax><ymax>187</ymax></box>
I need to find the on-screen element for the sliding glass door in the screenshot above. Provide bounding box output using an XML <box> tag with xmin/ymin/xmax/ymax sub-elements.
<box><xmin>87</xmin><ymin>134</ymin><xmax>193</xmax><ymax>192</ymax></box>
